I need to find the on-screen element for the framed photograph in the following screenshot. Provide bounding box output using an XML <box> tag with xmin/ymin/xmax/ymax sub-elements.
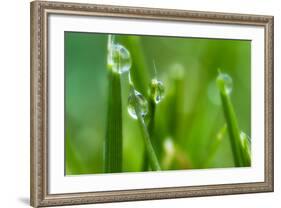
<box><xmin>30</xmin><ymin>1</ymin><xmax>274</xmax><ymax>207</ymax></box>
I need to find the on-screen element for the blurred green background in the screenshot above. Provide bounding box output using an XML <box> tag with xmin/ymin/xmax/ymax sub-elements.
<box><xmin>65</xmin><ymin>32</ymin><xmax>251</xmax><ymax>175</ymax></box>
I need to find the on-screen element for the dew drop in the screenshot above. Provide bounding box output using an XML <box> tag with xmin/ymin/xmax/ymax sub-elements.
<box><xmin>107</xmin><ymin>38</ymin><xmax>132</xmax><ymax>74</ymax></box>
<box><xmin>127</xmin><ymin>90</ymin><xmax>148</xmax><ymax>119</ymax></box>
<box><xmin>240</xmin><ymin>131</ymin><xmax>251</xmax><ymax>146</ymax></box>
<box><xmin>217</xmin><ymin>72</ymin><xmax>233</xmax><ymax>95</ymax></box>
<box><xmin>149</xmin><ymin>79</ymin><xmax>165</xmax><ymax>104</ymax></box>
<box><xmin>240</xmin><ymin>131</ymin><xmax>251</xmax><ymax>159</ymax></box>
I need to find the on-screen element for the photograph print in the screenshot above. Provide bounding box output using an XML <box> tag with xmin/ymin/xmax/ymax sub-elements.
<box><xmin>65</xmin><ymin>32</ymin><xmax>251</xmax><ymax>175</ymax></box>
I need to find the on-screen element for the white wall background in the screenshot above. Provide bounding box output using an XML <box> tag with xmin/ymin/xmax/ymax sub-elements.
<box><xmin>0</xmin><ymin>0</ymin><xmax>279</xmax><ymax>207</ymax></box>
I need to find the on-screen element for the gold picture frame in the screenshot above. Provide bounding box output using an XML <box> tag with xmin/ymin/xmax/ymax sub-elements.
<box><xmin>30</xmin><ymin>1</ymin><xmax>274</xmax><ymax>207</ymax></box>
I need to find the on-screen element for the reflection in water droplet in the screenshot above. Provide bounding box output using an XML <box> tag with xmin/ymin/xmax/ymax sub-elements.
<box><xmin>149</xmin><ymin>79</ymin><xmax>165</xmax><ymax>104</ymax></box>
<box><xmin>217</xmin><ymin>73</ymin><xmax>233</xmax><ymax>95</ymax></box>
<box><xmin>127</xmin><ymin>90</ymin><xmax>148</xmax><ymax>119</ymax></box>
<box><xmin>107</xmin><ymin>36</ymin><xmax>132</xmax><ymax>74</ymax></box>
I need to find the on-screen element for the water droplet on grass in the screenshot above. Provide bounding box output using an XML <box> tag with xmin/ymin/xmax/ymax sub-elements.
<box><xmin>107</xmin><ymin>36</ymin><xmax>131</xmax><ymax>74</ymax></box>
<box><xmin>240</xmin><ymin>131</ymin><xmax>251</xmax><ymax>146</ymax></box>
<box><xmin>240</xmin><ymin>131</ymin><xmax>251</xmax><ymax>161</ymax></box>
<box><xmin>216</xmin><ymin>72</ymin><xmax>233</xmax><ymax>95</ymax></box>
<box><xmin>127</xmin><ymin>90</ymin><xmax>148</xmax><ymax>119</ymax></box>
<box><xmin>149</xmin><ymin>79</ymin><xmax>165</xmax><ymax>104</ymax></box>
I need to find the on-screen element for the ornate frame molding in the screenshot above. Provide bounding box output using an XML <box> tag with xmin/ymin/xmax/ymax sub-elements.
<box><xmin>30</xmin><ymin>1</ymin><xmax>274</xmax><ymax>207</ymax></box>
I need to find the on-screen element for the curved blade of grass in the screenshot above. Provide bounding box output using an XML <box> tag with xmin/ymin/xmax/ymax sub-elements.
<box><xmin>130</xmin><ymin>88</ymin><xmax>161</xmax><ymax>171</ymax></box>
<box><xmin>216</xmin><ymin>71</ymin><xmax>247</xmax><ymax>167</ymax></box>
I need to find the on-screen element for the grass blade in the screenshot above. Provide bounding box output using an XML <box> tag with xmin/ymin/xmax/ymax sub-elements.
<box><xmin>122</xmin><ymin>36</ymin><xmax>149</xmax><ymax>97</ymax></box>
<box><xmin>142</xmin><ymin>96</ymin><xmax>156</xmax><ymax>171</ymax></box>
<box><xmin>203</xmin><ymin>124</ymin><xmax>227</xmax><ymax>167</ymax></box>
<box><xmin>142</xmin><ymin>76</ymin><xmax>165</xmax><ymax>171</ymax></box>
<box><xmin>104</xmin><ymin>35</ymin><xmax>124</xmax><ymax>173</ymax></box>
<box><xmin>216</xmin><ymin>71</ymin><xmax>247</xmax><ymax>167</ymax></box>
<box><xmin>240</xmin><ymin>132</ymin><xmax>251</xmax><ymax>166</ymax></box>
<box><xmin>104</xmin><ymin>71</ymin><xmax>123</xmax><ymax>173</ymax></box>
<box><xmin>130</xmin><ymin>88</ymin><xmax>161</xmax><ymax>171</ymax></box>
<box><xmin>171</xmin><ymin>68</ymin><xmax>185</xmax><ymax>142</ymax></box>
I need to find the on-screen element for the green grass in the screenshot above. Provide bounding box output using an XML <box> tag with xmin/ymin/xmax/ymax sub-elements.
<box><xmin>203</xmin><ymin>124</ymin><xmax>227</xmax><ymax>167</ymax></box>
<box><xmin>141</xmin><ymin>96</ymin><xmax>156</xmax><ymax>171</ymax></box>
<box><xmin>216</xmin><ymin>70</ymin><xmax>250</xmax><ymax>167</ymax></box>
<box><xmin>104</xmin><ymin>70</ymin><xmax>123</xmax><ymax>173</ymax></box>
<box><xmin>104</xmin><ymin>35</ymin><xmax>124</xmax><ymax>173</ymax></box>
<box><xmin>65</xmin><ymin>32</ymin><xmax>251</xmax><ymax>174</ymax></box>
<box><xmin>129</xmin><ymin>86</ymin><xmax>161</xmax><ymax>171</ymax></box>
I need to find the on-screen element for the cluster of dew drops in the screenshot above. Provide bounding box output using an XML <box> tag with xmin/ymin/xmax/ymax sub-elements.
<box><xmin>108</xmin><ymin>35</ymin><xmax>250</xmax><ymax>151</ymax></box>
<box><xmin>107</xmin><ymin>35</ymin><xmax>165</xmax><ymax>120</ymax></box>
<box><xmin>127</xmin><ymin>77</ymin><xmax>165</xmax><ymax>120</ymax></box>
<box><xmin>127</xmin><ymin>66</ymin><xmax>165</xmax><ymax>120</ymax></box>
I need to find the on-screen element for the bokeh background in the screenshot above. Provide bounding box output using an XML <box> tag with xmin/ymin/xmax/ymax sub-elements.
<box><xmin>65</xmin><ymin>32</ymin><xmax>251</xmax><ymax>175</ymax></box>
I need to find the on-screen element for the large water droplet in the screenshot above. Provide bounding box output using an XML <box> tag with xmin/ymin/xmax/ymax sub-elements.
<box><xmin>217</xmin><ymin>72</ymin><xmax>233</xmax><ymax>95</ymax></box>
<box><xmin>108</xmin><ymin>43</ymin><xmax>132</xmax><ymax>74</ymax></box>
<box><xmin>149</xmin><ymin>79</ymin><xmax>165</xmax><ymax>104</ymax></box>
<box><xmin>127</xmin><ymin>90</ymin><xmax>148</xmax><ymax>119</ymax></box>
